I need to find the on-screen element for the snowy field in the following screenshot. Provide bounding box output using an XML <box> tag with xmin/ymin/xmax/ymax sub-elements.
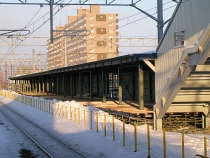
<box><xmin>0</xmin><ymin>91</ymin><xmax>209</xmax><ymax>158</ymax></box>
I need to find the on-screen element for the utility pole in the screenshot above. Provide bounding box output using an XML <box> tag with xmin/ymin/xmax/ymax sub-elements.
<box><xmin>157</xmin><ymin>0</ymin><xmax>163</xmax><ymax>42</ymax></box>
<box><xmin>10</xmin><ymin>64</ymin><xmax>12</xmax><ymax>77</ymax></box>
<box><xmin>12</xmin><ymin>37</ymin><xmax>14</xmax><ymax>76</ymax></box>
<box><xmin>38</xmin><ymin>50</ymin><xmax>41</xmax><ymax>72</ymax></box>
<box><xmin>20</xmin><ymin>60</ymin><xmax>22</xmax><ymax>75</ymax></box>
<box><xmin>50</xmin><ymin>0</ymin><xmax>54</xmax><ymax>43</ymax></box>
<box><xmin>0</xmin><ymin>66</ymin><xmax>2</xmax><ymax>90</ymax></box>
<box><xmin>4</xmin><ymin>61</ymin><xmax>7</xmax><ymax>89</ymax></box>
<box><xmin>33</xmin><ymin>49</ymin><xmax>35</xmax><ymax>72</ymax></box>
<box><xmin>0</xmin><ymin>1</ymin><xmax>171</xmax><ymax>44</ymax></box>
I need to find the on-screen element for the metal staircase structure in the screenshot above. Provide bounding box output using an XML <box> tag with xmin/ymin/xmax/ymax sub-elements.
<box><xmin>154</xmin><ymin>24</ymin><xmax>210</xmax><ymax>130</ymax></box>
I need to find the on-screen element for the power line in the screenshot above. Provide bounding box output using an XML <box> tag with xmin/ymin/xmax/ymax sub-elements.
<box><xmin>0</xmin><ymin>1</ymin><xmax>177</xmax><ymax>63</ymax></box>
<box><xmin>65</xmin><ymin>3</ymin><xmax>177</xmax><ymax>52</ymax></box>
<box><xmin>0</xmin><ymin>7</ymin><xmax>43</xmax><ymax>60</ymax></box>
<box><xmin>0</xmin><ymin>0</ymin><xmax>69</xmax><ymax>61</ymax></box>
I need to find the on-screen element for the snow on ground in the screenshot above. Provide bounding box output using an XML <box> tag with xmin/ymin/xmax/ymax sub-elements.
<box><xmin>0</xmin><ymin>91</ymin><xmax>209</xmax><ymax>158</ymax></box>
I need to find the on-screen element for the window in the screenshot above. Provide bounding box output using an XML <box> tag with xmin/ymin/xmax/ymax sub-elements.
<box><xmin>90</xmin><ymin>36</ymin><xmax>94</xmax><ymax>40</ymax></box>
<box><xmin>108</xmin><ymin>16</ymin><xmax>113</xmax><ymax>20</ymax></box>
<box><xmin>96</xmin><ymin>28</ymin><xmax>106</xmax><ymax>34</ymax></box>
<box><xmin>174</xmin><ymin>30</ymin><xmax>185</xmax><ymax>47</ymax></box>
<box><xmin>108</xmin><ymin>23</ymin><xmax>113</xmax><ymax>26</ymax></box>
<box><xmin>90</xmin><ymin>49</ymin><xmax>94</xmax><ymax>52</ymax></box>
<box><xmin>90</xmin><ymin>42</ymin><xmax>94</xmax><ymax>46</ymax></box>
<box><xmin>90</xmin><ymin>23</ymin><xmax>94</xmax><ymax>26</ymax></box>
<box><xmin>96</xmin><ymin>14</ymin><xmax>106</xmax><ymax>21</ymax></box>
<box><xmin>89</xmin><ymin>16</ymin><xmax>94</xmax><ymax>19</ymax></box>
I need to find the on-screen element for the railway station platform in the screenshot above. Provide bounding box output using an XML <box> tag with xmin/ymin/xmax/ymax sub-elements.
<box><xmin>18</xmin><ymin>92</ymin><xmax>154</xmax><ymax>116</ymax></box>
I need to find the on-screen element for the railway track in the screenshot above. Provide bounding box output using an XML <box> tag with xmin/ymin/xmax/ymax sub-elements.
<box><xmin>0</xmin><ymin>103</ymin><xmax>87</xmax><ymax>158</ymax></box>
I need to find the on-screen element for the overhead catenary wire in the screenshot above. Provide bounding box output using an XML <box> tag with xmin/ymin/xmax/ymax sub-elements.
<box><xmin>52</xmin><ymin>1</ymin><xmax>177</xmax><ymax>58</ymax></box>
<box><xmin>0</xmin><ymin>0</ymin><xmax>67</xmax><ymax>59</ymax></box>
<box><xmin>0</xmin><ymin>7</ymin><xmax>43</xmax><ymax>60</ymax></box>
<box><xmin>2</xmin><ymin>0</ymin><xmax>174</xmax><ymax>57</ymax></box>
<box><xmin>0</xmin><ymin>0</ymin><xmax>70</xmax><ymax>61</ymax></box>
<box><xmin>71</xmin><ymin>3</ymin><xmax>178</xmax><ymax>54</ymax></box>
<box><xmin>1</xmin><ymin>0</ymin><xmax>177</xmax><ymax>62</ymax></box>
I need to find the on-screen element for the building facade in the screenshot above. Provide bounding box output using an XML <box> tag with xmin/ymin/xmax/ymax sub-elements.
<box><xmin>47</xmin><ymin>6</ymin><xmax>119</xmax><ymax>70</ymax></box>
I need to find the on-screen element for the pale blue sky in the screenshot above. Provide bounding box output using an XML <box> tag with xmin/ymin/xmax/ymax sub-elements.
<box><xmin>0</xmin><ymin>0</ymin><xmax>177</xmax><ymax>67</ymax></box>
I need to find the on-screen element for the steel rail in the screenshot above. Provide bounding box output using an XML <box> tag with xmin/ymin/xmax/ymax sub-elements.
<box><xmin>0</xmin><ymin>106</ymin><xmax>53</xmax><ymax>158</ymax></box>
<box><xmin>0</xmin><ymin>103</ymin><xmax>87</xmax><ymax>158</ymax></box>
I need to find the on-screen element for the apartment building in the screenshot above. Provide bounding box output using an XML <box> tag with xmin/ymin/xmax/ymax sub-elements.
<box><xmin>47</xmin><ymin>5</ymin><xmax>119</xmax><ymax>70</ymax></box>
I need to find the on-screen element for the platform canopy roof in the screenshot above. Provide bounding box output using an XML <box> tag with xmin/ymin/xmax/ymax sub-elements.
<box><xmin>10</xmin><ymin>52</ymin><xmax>157</xmax><ymax>80</ymax></box>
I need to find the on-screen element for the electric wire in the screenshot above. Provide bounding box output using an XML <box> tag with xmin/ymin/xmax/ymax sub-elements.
<box><xmin>78</xmin><ymin>0</ymin><xmax>189</xmax><ymax>56</ymax></box>
<box><xmin>0</xmin><ymin>0</ymin><xmax>68</xmax><ymax>61</ymax></box>
<box><xmin>0</xmin><ymin>0</ymin><xmax>177</xmax><ymax>65</ymax></box>
<box><xmin>1</xmin><ymin>7</ymin><xmax>43</xmax><ymax>60</ymax></box>
<box><xmin>72</xmin><ymin>3</ymin><xmax>177</xmax><ymax>55</ymax></box>
<box><xmin>1</xmin><ymin>0</ymin><xmax>174</xmax><ymax>59</ymax></box>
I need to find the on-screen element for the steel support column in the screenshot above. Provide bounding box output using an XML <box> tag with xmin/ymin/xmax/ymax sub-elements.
<box><xmin>71</xmin><ymin>73</ymin><xmax>74</xmax><ymax>99</ymax></box>
<box><xmin>14</xmin><ymin>80</ymin><xmax>16</xmax><ymax>91</ymax></box>
<box><xmin>51</xmin><ymin>76</ymin><xmax>54</xmax><ymax>95</ymax></box>
<box><xmin>97</xmin><ymin>74</ymin><xmax>99</xmax><ymax>97</ymax></box>
<box><xmin>21</xmin><ymin>80</ymin><xmax>24</xmax><ymax>92</ymax></box>
<box><xmin>25</xmin><ymin>80</ymin><xmax>27</xmax><ymax>92</ymax></box>
<box><xmin>32</xmin><ymin>78</ymin><xmax>34</xmax><ymax>93</ymax></box>
<box><xmin>47</xmin><ymin>77</ymin><xmax>49</xmax><ymax>95</ymax></box>
<box><xmin>102</xmin><ymin>69</ymin><xmax>106</xmax><ymax>103</ymax></box>
<box><xmin>23</xmin><ymin>80</ymin><xmax>25</xmax><ymax>92</ymax></box>
<box><xmin>29</xmin><ymin>79</ymin><xmax>31</xmax><ymax>93</ymax></box>
<box><xmin>157</xmin><ymin>0</ymin><xmax>163</xmax><ymax>43</ymax></box>
<box><xmin>25</xmin><ymin>80</ymin><xmax>28</xmax><ymax>93</ymax></box>
<box><xmin>22</xmin><ymin>80</ymin><xmax>24</xmax><ymax>92</ymax></box>
<box><xmin>35</xmin><ymin>78</ymin><xmax>37</xmax><ymax>93</ymax></box>
<box><xmin>42</xmin><ymin>77</ymin><xmax>45</xmax><ymax>93</ymax></box>
<box><xmin>205</xmin><ymin>107</ymin><xmax>210</xmax><ymax>128</ymax></box>
<box><xmin>118</xmin><ymin>67</ymin><xmax>122</xmax><ymax>105</ymax></box>
<box><xmin>20</xmin><ymin>80</ymin><xmax>21</xmax><ymax>92</ymax></box>
<box><xmin>138</xmin><ymin>63</ymin><xmax>144</xmax><ymax>110</ymax></box>
<box><xmin>18</xmin><ymin>80</ymin><xmax>19</xmax><ymax>92</ymax></box>
<box><xmin>63</xmin><ymin>73</ymin><xmax>66</xmax><ymax>97</ymax></box>
<box><xmin>49</xmin><ymin>75</ymin><xmax>52</xmax><ymax>95</ymax></box>
<box><xmin>39</xmin><ymin>77</ymin><xmax>41</xmax><ymax>94</ymax></box>
<box><xmin>90</xmin><ymin>71</ymin><xmax>93</xmax><ymax>101</ymax></box>
<box><xmin>132</xmin><ymin>71</ymin><xmax>135</xmax><ymax>100</ymax></box>
<box><xmin>79</xmin><ymin>72</ymin><xmax>82</xmax><ymax>100</ymax></box>
<box><xmin>57</xmin><ymin>75</ymin><xmax>59</xmax><ymax>96</ymax></box>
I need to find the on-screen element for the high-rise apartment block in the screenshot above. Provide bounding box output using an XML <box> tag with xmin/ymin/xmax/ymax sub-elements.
<box><xmin>47</xmin><ymin>6</ymin><xmax>119</xmax><ymax>70</ymax></box>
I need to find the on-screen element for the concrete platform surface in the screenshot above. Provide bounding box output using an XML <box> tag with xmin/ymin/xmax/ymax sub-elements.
<box><xmin>19</xmin><ymin>92</ymin><xmax>154</xmax><ymax>115</ymax></box>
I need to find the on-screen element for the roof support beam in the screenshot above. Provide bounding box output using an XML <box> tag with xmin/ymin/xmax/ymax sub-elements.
<box><xmin>143</xmin><ymin>59</ymin><xmax>156</xmax><ymax>72</ymax></box>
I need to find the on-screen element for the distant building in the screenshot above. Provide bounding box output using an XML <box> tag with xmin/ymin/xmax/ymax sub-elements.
<box><xmin>47</xmin><ymin>5</ymin><xmax>119</xmax><ymax>70</ymax></box>
<box><xmin>0</xmin><ymin>68</ymin><xmax>2</xmax><ymax>89</ymax></box>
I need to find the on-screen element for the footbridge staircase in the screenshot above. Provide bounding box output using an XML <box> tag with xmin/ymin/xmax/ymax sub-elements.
<box><xmin>154</xmin><ymin>24</ymin><xmax>210</xmax><ymax>130</ymax></box>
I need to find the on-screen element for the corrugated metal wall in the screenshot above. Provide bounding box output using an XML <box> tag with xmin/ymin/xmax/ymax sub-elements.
<box><xmin>122</xmin><ymin>72</ymin><xmax>133</xmax><ymax>100</ymax></box>
<box><xmin>155</xmin><ymin>0</ymin><xmax>210</xmax><ymax>101</ymax></box>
